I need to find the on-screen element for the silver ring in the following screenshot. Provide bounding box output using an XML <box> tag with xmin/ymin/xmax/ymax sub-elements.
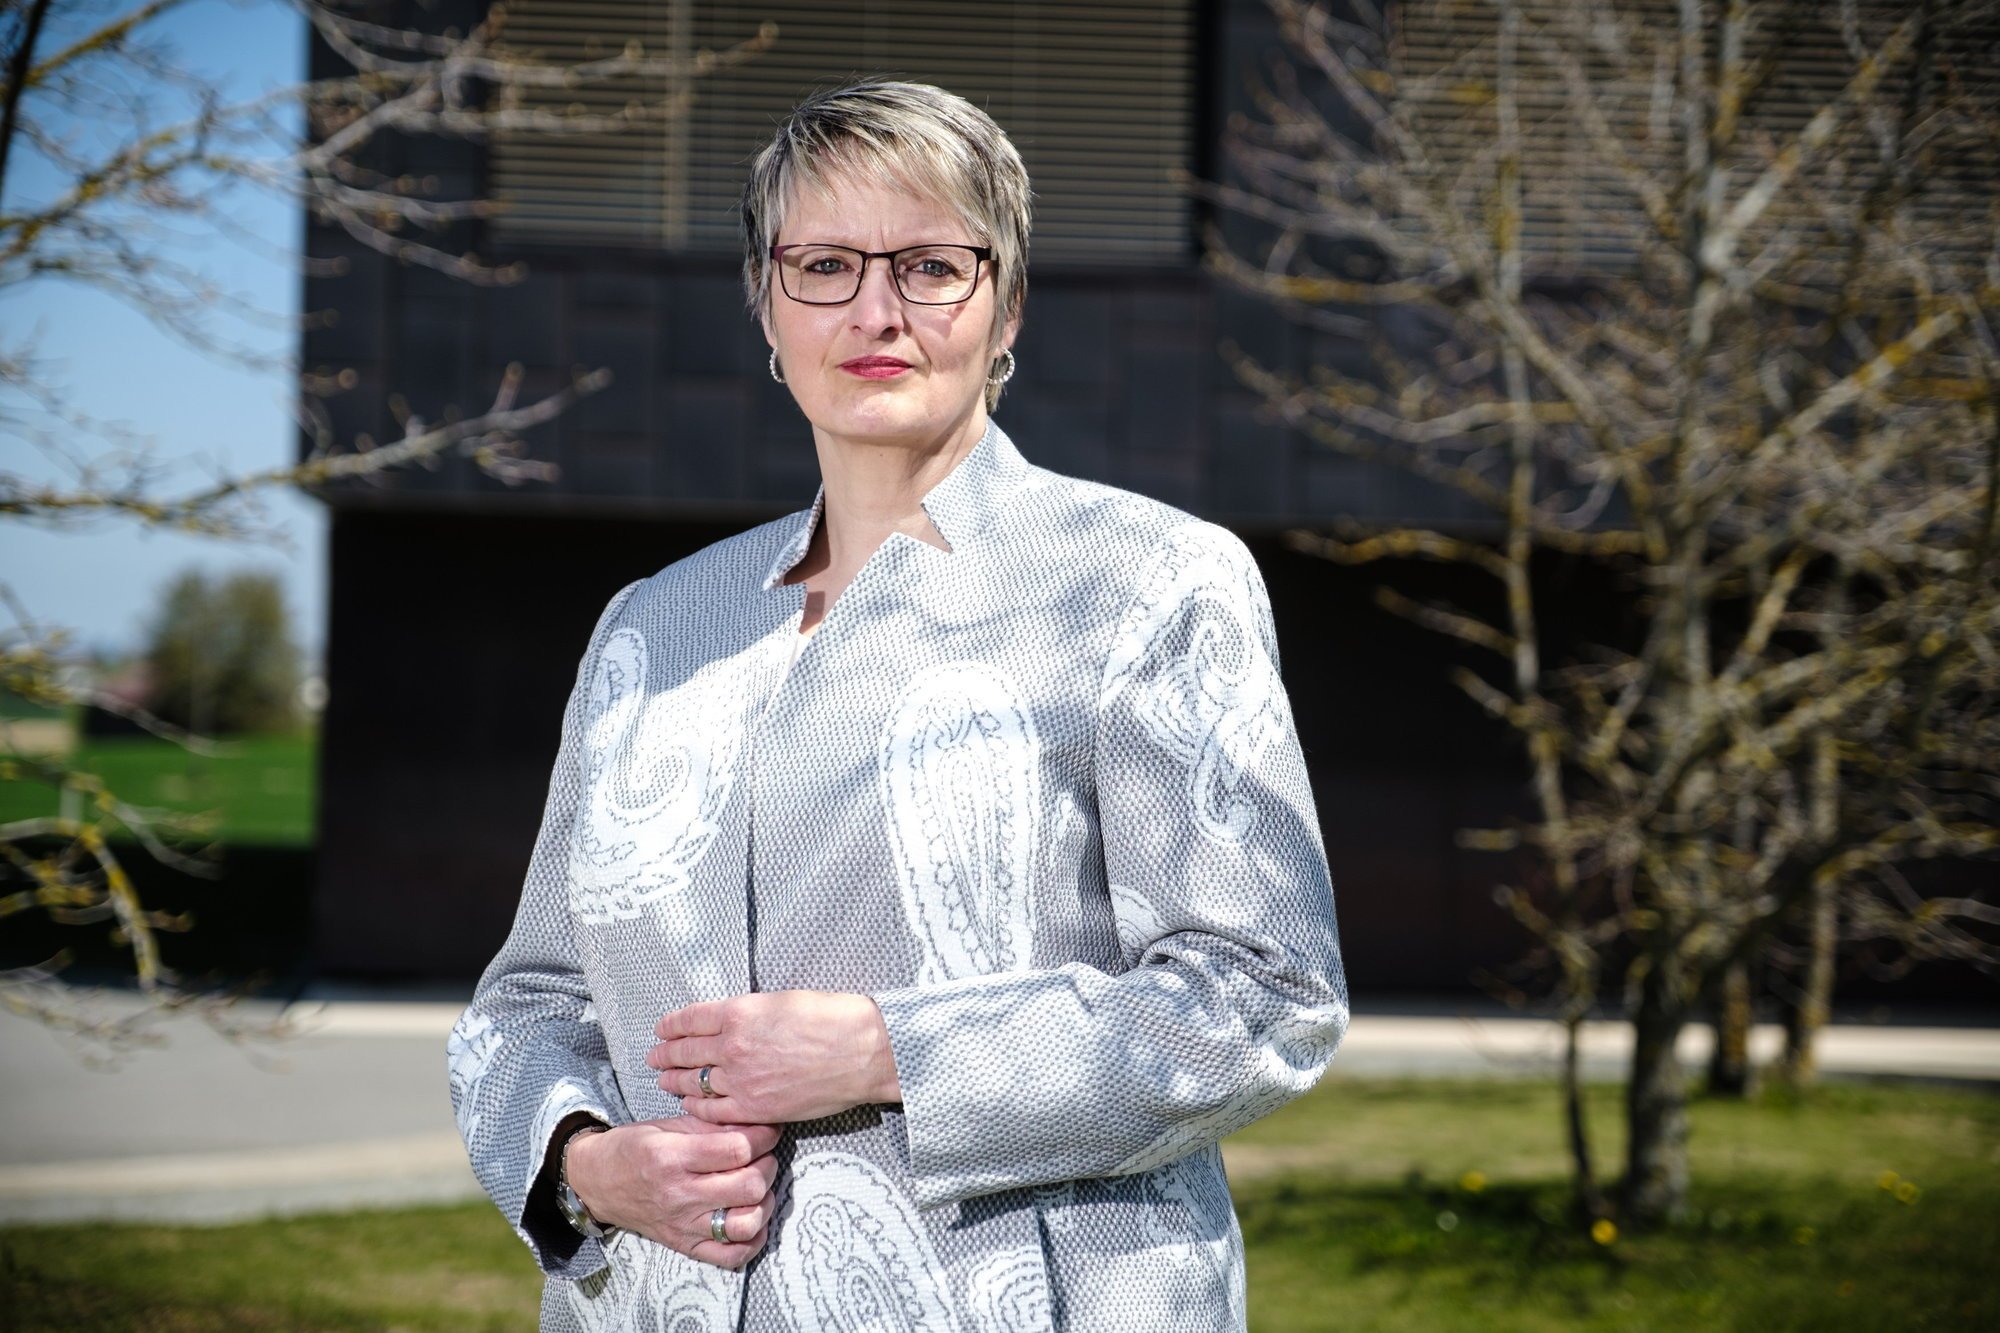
<box><xmin>697</xmin><ymin>1065</ymin><xmax>718</xmax><ymax>1098</ymax></box>
<box><xmin>710</xmin><ymin>1207</ymin><xmax>730</xmax><ymax>1244</ymax></box>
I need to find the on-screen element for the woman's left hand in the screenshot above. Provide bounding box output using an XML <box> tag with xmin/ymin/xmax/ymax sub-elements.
<box><xmin>649</xmin><ymin>990</ymin><xmax>903</xmax><ymax>1124</ymax></box>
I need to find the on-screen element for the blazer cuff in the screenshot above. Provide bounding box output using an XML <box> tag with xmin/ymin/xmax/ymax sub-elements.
<box><xmin>519</xmin><ymin>1100</ymin><xmax>616</xmax><ymax>1278</ymax></box>
<box><xmin>872</xmin><ymin>967</ymin><xmax>1124</xmax><ymax>1210</ymax></box>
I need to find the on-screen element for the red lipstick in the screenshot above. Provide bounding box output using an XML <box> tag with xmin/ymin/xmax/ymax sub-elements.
<box><xmin>841</xmin><ymin>356</ymin><xmax>913</xmax><ymax>379</ymax></box>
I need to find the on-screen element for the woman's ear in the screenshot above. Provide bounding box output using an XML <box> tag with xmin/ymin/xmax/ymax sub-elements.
<box><xmin>999</xmin><ymin>286</ymin><xmax>1024</xmax><ymax>352</ymax></box>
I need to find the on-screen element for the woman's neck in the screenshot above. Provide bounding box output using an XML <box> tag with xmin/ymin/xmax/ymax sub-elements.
<box><xmin>808</xmin><ymin>407</ymin><xmax>987</xmax><ymax>568</ymax></box>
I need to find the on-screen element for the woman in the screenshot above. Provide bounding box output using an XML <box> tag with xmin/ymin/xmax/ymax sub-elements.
<box><xmin>449</xmin><ymin>79</ymin><xmax>1348</xmax><ymax>1331</ymax></box>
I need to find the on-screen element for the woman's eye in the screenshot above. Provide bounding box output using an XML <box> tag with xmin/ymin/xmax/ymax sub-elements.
<box><xmin>803</xmin><ymin>257</ymin><xmax>851</xmax><ymax>275</ymax></box>
<box><xmin>907</xmin><ymin>257</ymin><xmax>958</xmax><ymax>278</ymax></box>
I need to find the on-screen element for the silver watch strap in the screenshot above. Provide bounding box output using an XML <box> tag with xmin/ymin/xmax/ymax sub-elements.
<box><xmin>557</xmin><ymin>1123</ymin><xmax>614</xmax><ymax>1239</ymax></box>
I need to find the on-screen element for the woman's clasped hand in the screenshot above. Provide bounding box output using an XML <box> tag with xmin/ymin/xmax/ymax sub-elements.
<box><xmin>562</xmin><ymin>992</ymin><xmax>902</xmax><ymax>1273</ymax></box>
<box><xmin>561</xmin><ymin>1117</ymin><xmax>781</xmax><ymax>1268</ymax></box>
<box><xmin>646</xmin><ymin>989</ymin><xmax>904</xmax><ymax>1125</ymax></box>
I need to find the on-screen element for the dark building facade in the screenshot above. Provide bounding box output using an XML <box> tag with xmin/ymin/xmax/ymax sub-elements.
<box><xmin>304</xmin><ymin>0</ymin><xmax>1538</xmax><ymax>987</ymax></box>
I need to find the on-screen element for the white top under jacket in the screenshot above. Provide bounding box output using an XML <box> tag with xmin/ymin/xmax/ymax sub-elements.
<box><xmin>448</xmin><ymin>420</ymin><xmax>1350</xmax><ymax>1331</ymax></box>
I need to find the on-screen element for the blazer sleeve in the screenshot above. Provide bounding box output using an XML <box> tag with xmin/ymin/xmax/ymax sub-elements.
<box><xmin>872</xmin><ymin>521</ymin><xmax>1348</xmax><ymax>1210</ymax></box>
<box><xmin>447</xmin><ymin>578</ymin><xmax>643</xmax><ymax>1277</ymax></box>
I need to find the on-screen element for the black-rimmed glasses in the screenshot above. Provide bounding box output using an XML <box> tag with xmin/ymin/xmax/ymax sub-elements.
<box><xmin>769</xmin><ymin>244</ymin><xmax>993</xmax><ymax>306</ymax></box>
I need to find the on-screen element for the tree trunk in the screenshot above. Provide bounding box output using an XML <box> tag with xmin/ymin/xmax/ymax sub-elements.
<box><xmin>1705</xmin><ymin>959</ymin><xmax>1753</xmax><ymax>1097</ymax></box>
<box><xmin>1622</xmin><ymin>961</ymin><xmax>1691</xmax><ymax>1225</ymax></box>
<box><xmin>1778</xmin><ymin>879</ymin><xmax>1837</xmax><ymax>1087</ymax></box>
<box><xmin>1562</xmin><ymin>1014</ymin><xmax>1609</xmax><ymax>1223</ymax></box>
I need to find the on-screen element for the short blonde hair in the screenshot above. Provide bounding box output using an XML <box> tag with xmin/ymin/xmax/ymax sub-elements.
<box><xmin>740</xmin><ymin>80</ymin><xmax>1032</xmax><ymax>345</ymax></box>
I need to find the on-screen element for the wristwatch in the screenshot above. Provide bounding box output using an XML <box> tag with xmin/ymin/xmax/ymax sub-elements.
<box><xmin>555</xmin><ymin>1123</ymin><xmax>616</xmax><ymax>1241</ymax></box>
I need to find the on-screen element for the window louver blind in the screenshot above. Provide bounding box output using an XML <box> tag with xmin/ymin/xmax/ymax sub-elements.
<box><xmin>485</xmin><ymin>0</ymin><xmax>681</xmax><ymax>245</ymax></box>
<box><xmin>486</xmin><ymin>0</ymin><xmax>1197</xmax><ymax>264</ymax></box>
<box><xmin>1390</xmin><ymin>0</ymin><xmax>2000</xmax><ymax>276</ymax></box>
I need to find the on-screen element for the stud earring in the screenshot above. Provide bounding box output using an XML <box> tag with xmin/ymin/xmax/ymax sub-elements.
<box><xmin>769</xmin><ymin>349</ymin><xmax>786</xmax><ymax>384</ymax></box>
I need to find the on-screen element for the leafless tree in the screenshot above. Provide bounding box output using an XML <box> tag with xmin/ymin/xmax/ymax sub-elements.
<box><xmin>0</xmin><ymin>0</ymin><xmax>772</xmax><ymax>1044</ymax></box>
<box><xmin>1208</xmin><ymin>0</ymin><xmax>1998</xmax><ymax>1226</ymax></box>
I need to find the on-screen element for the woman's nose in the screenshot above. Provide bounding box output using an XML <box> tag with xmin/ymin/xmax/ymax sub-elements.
<box><xmin>848</xmin><ymin>256</ymin><xmax>908</xmax><ymax>333</ymax></box>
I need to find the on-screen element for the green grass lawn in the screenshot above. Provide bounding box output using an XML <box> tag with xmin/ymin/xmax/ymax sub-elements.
<box><xmin>1230</xmin><ymin>1079</ymin><xmax>1998</xmax><ymax>1331</ymax></box>
<box><xmin>0</xmin><ymin>731</ymin><xmax>316</xmax><ymax>846</ymax></box>
<box><xmin>2</xmin><ymin>1076</ymin><xmax>1992</xmax><ymax>1330</ymax></box>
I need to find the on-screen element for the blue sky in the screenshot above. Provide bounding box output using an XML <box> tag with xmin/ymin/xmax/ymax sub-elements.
<box><xmin>1</xmin><ymin>0</ymin><xmax>321</xmax><ymax>658</ymax></box>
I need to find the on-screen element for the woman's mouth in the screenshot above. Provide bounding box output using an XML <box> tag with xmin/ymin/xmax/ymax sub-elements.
<box><xmin>840</xmin><ymin>356</ymin><xmax>913</xmax><ymax>379</ymax></box>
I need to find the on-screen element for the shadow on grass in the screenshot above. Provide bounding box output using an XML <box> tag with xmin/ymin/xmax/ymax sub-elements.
<box><xmin>1237</xmin><ymin>1171</ymin><xmax>1997</xmax><ymax>1332</ymax></box>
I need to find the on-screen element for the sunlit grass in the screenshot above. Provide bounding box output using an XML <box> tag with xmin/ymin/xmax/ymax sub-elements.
<box><xmin>1234</xmin><ymin>1076</ymin><xmax>2000</xmax><ymax>1331</ymax></box>
<box><xmin>1</xmin><ymin>1202</ymin><xmax>535</xmax><ymax>1332</ymax></box>
<box><xmin>0</xmin><ymin>731</ymin><xmax>316</xmax><ymax>845</ymax></box>
<box><xmin>1</xmin><ymin>1077</ymin><xmax>1993</xmax><ymax>1330</ymax></box>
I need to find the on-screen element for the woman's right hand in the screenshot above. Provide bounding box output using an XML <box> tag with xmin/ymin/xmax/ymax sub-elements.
<box><xmin>565</xmin><ymin>1116</ymin><xmax>783</xmax><ymax>1269</ymax></box>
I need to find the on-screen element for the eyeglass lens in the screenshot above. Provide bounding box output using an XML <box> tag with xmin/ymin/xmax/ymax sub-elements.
<box><xmin>777</xmin><ymin>245</ymin><xmax>983</xmax><ymax>305</ymax></box>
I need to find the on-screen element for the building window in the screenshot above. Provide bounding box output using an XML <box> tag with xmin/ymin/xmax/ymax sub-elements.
<box><xmin>486</xmin><ymin>0</ymin><xmax>1198</xmax><ymax>265</ymax></box>
<box><xmin>1390</xmin><ymin>0</ymin><xmax>1996</xmax><ymax>275</ymax></box>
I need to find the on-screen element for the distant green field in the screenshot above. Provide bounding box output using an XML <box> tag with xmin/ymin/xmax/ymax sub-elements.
<box><xmin>0</xmin><ymin>732</ymin><xmax>316</xmax><ymax>846</ymax></box>
<box><xmin>0</xmin><ymin>692</ymin><xmax>68</xmax><ymax>720</ymax></box>
<box><xmin>1</xmin><ymin>1078</ymin><xmax>1992</xmax><ymax>1330</ymax></box>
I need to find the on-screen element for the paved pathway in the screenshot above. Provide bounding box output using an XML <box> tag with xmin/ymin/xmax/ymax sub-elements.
<box><xmin>2</xmin><ymin>989</ymin><xmax>1993</xmax><ymax>1225</ymax></box>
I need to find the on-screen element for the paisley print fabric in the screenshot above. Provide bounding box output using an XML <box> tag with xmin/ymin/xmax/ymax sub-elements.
<box><xmin>1100</xmin><ymin>528</ymin><xmax>1288</xmax><ymax>847</ymax></box>
<box><xmin>770</xmin><ymin>1151</ymin><xmax>960</xmax><ymax>1332</ymax></box>
<box><xmin>1107</xmin><ymin>881</ymin><xmax>1166</xmax><ymax>967</ymax></box>
<box><xmin>1110</xmin><ymin>1008</ymin><xmax>1342</xmax><ymax>1175</ymax></box>
<box><xmin>449</xmin><ymin>423</ymin><xmax>1347</xmax><ymax>1330</ymax></box>
<box><xmin>963</xmin><ymin>1248</ymin><xmax>1053</xmax><ymax>1330</ymax></box>
<box><xmin>881</xmin><ymin>661</ymin><xmax>1042</xmax><ymax>983</ymax></box>
<box><xmin>570</xmin><ymin>628</ymin><xmax>751</xmax><ymax>925</ymax></box>
<box><xmin>562</xmin><ymin>1231</ymin><xmax>740</xmax><ymax>1333</ymax></box>
<box><xmin>446</xmin><ymin>1011</ymin><xmax>502</xmax><ymax>1142</ymax></box>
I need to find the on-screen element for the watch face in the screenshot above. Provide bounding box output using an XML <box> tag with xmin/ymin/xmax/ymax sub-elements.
<box><xmin>561</xmin><ymin>1182</ymin><xmax>617</xmax><ymax>1240</ymax></box>
<box><xmin>557</xmin><ymin>1182</ymin><xmax>594</xmax><ymax>1235</ymax></box>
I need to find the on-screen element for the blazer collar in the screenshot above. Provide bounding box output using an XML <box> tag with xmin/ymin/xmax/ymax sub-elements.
<box><xmin>762</xmin><ymin>420</ymin><xmax>1031</xmax><ymax>590</ymax></box>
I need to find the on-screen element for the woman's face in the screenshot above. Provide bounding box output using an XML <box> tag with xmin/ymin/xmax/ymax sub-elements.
<box><xmin>761</xmin><ymin>171</ymin><xmax>1017</xmax><ymax>453</ymax></box>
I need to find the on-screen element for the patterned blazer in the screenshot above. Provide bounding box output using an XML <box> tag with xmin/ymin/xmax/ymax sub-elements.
<box><xmin>448</xmin><ymin>421</ymin><xmax>1349</xmax><ymax>1331</ymax></box>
